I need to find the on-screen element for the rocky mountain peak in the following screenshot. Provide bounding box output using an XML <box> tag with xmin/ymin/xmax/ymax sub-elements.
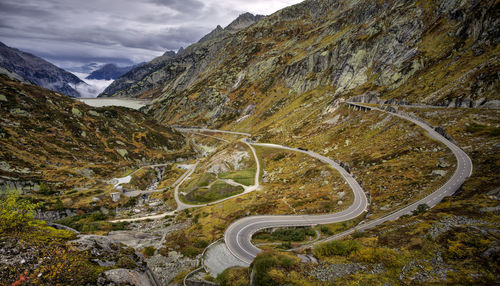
<box><xmin>162</xmin><ymin>50</ymin><xmax>176</xmax><ymax>58</ymax></box>
<box><xmin>198</xmin><ymin>25</ymin><xmax>225</xmax><ymax>43</ymax></box>
<box><xmin>225</xmin><ymin>12</ymin><xmax>265</xmax><ymax>31</ymax></box>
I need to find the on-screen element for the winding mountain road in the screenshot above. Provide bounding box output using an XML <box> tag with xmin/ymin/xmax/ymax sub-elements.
<box><xmin>328</xmin><ymin>103</ymin><xmax>473</xmax><ymax>231</ymax></box>
<box><xmin>113</xmin><ymin>104</ymin><xmax>473</xmax><ymax>268</ymax></box>
<box><xmin>224</xmin><ymin>140</ymin><xmax>369</xmax><ymax>264</ymax></box>
<box><xmin>221</xmin><ymin>102</ymin><xmax>472</xmax><ymax>266</ymax></box>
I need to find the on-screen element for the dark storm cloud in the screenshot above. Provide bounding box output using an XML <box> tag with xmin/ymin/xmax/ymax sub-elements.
<box><xmin>0</xmin><ymin>0</ymin><xmax>303</xmax><ymax>69</ymax></box>
<box><xmin>0</xmin><ymin>1</ymin><xmax>54</xmax><ymax>18</ymax></box>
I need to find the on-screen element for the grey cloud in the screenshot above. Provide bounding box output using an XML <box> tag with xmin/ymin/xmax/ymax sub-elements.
<box><xmin>0</xmin><ymin>1</ymin><xmax>54</xmax><ymax>18</ymax></box>
<box><xmin>147</xmin><ymin>0</ymin><xmax>205</xmax><ymax>14</ymax></box>
<box><xmin>0</xmin><ymin>0</ymin><xmax>302</xmax><ymax>69</ymax></box>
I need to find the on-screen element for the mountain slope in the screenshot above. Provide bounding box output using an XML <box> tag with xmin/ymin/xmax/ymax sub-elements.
<box><xmin>132</xmin><ymin>0</ymin><xmax>498</xmax><ymax>128</ymax></box>
<box><xmin>0</xmin><ymin>74</ymin><xmax>193</xmax><ymax>197</ymax></box>
<box><xmin>86</xmin><ymin>63</ymin><xmax>136</xmax><ymax>80</ymax></box>
<box><xmin>98</xmin><ymin>12</ymin><xmax>264</xmax><ymax>99</ymax></box>
<box><xmin>98</xmin><ymin>51</ymin><xmax>176</xmax><ymax>98</ymax></box>
<box><xmin>0</xmin><ymin>41</ymin><xmax>85</xmax><ymax>97</ymax></box>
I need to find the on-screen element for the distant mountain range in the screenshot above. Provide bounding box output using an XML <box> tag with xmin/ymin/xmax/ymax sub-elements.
<box><xmin>86</xmin><ymin>63</ymin><xmax>138</xmax><ymax>80</ymax></box>
<box><xmin>67</xmin><ymin>62</ymin><xmax>103</xmax><ymax>74</ymax></box>
<box><xmin>0</xmin><ymin>41</ymin><xmax>85</xmax><ymax>97</ymax></box>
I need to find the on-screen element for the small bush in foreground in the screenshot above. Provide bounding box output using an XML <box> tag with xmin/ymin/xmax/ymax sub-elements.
<box><xmin>0</xmin><ymin>193</ymin><xmax>38</xmax><ymax>233</ymax></box>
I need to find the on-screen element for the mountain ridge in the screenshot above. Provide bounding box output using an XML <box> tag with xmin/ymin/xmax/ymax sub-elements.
<box><xmin>0</xmin><ymin>41</ymin><xmax>85</xmax><ymax>97</ymax></box>
<box><xmin>86</xmin><ymin>63</ymin><xmax>137</xmax><ymax>80</ymax></box>
<box><xmin>98</xmin><ymin>12</ymin><xmax>266</xmax><ymax>99</ymax></box>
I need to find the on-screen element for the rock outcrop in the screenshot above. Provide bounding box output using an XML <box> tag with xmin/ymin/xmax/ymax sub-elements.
<box><xmin>0</xmin><ymin>226</ymin><xmax>158</xmax><ymax>286</ymax></box>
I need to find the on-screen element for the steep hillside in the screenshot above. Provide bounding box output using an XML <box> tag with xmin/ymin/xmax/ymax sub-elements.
<box><xmin>99</xmin><ymin>12</ymin><xmax>264</xmax><ymax>99</ymax></box>
<box><xmin>0</xmin><ymin>74</ymin><xmax>193</xmax><ymax>200</ymax></box>
<box><xmin>98</xmin><ymin>51</ymin><xmax>176</xmax><ymax>98</ymax></box>
<box><xmin>0</xmin><ymin>42</ymin><xmax>85</xmax><ymax>97</ymax></box>
<box><xmin>86</xmin><ymin>63</ymin><xmax>136</xmax><ymax>80</ymax></box>
<box><xmin>133</xmin><ymin>0</ymin><xmax>498</xmax><ymax>128</ymax></box>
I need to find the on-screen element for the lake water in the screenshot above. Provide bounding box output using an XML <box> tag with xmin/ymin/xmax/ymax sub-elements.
<box><xmin>78</xmin><ymin>98</ymin><xmax>150</xmax><ymax>110</ymax></box>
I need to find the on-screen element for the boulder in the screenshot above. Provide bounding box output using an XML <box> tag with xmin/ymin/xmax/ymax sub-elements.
<box><xmin>101</xmin><ymin>269</ymin><xmax>153</xmax><ymax>286</ymax></box>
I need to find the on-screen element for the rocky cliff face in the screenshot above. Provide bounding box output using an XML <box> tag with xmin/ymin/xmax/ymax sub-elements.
<box><xmin>0</xmin><ymin>41</ymin><xmax>85</xmax><ymax>97</ymax></box>
<box><xmin>225</xmin><ymin>12</ymin><xmax>265</xmax><ymax>31</ymax></box>
<box><xmin>99</xmin><ymin>12</ymin><xmax>265</xmax><ymax>99</ymax></box>
<box><xmin>127</xmin><ymin>0</ymin><xmax>498</xmax><ymax>128</ymax></box>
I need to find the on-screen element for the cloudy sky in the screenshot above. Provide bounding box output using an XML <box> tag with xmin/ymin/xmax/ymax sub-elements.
<box><xmin>0</xmin><ymin>0</ymin><xmax>303</xmax><ymax>69</ymax></box>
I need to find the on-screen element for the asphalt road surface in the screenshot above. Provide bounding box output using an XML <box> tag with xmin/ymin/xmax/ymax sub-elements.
<box><xmin>223</xmin><ymin>102</ymin><xmax>472</xmax><ymax>265</ymax></box>
<box><xmin>224</xmin><ymin>141</ymin><xmax>369</xmax><ymax>265</ymax></box>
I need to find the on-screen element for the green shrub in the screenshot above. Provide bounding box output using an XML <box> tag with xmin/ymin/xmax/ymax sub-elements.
<box><xmin>313</xmin><ymin>240</ymin><xmax>360</xmax><ymax>258</ymax></box>
<box><xmin>53</xmin><ymin>198</ymin><xmax>64</xmax><ymax>210</ymax></box>
<box><xmin>116</xmin><ymin>256</ymin><xmax>137</xmax><ymax>269</ymax></box>
<box><xmin>0</xmin><ymin>193</ymin><xmax>38</xmax><ymax>233</ymax></box>
<box><xmin>110</xmin><ymin>222</ymin><xmax>129</xmax><ymax>231</ymax></box>
<box><xmin>272</xmin><ymin>153</ymin><xmax>286</xmax><ymax>161</ymax></box>
<box><xmin>412</xmin><ymin>204</ymin><xmax>429</xmax><ymax>215</ymax></box>
<box><xmin>181</xmin><ymin>246</ymin><xmax>201</xmax><ymax>258</ymax></box>
<box><xmin>269</xmin><ymin>227</ymin><xmax>315</xmax><ymax>242</ymax></box>
<box><xmin>39</xmin><ymin>182</ymin><xmax>56</xmax><ymax>195</ymax></box>
<box><xmin>351</xmin><ymin>247</ymin><xmax>401</xmax><ymax>267</ymax></box>
<box><xmin>280</xmin><ymin>241</ymin><xmax>292</xmax><ymax>249</ymax></box>
<box><xmin>465</xmin><ymin>122</ymin><xmax>500</xmax><ymax>137</ymax></box>
<box><xmin>320</xmin><ymin>226</ymin><xmax>333</xmax><ymax>235</ymax></box>
<box><xmin>142</xmin><ymin>246</ymin><xmax>156</xmax><ymax>257</ymax></box>
<box><xmin>352</xmin><ymin>230</ymin><xmax>368</xmax><ymax>238</ymax></box>
<box><xmin>217</xmin><ymin>267</ymin><xmax>249</xmax><ymax>286</ymax></box>
<box><xmin>123</xmin><ymin>197</ymin><xmax>137</xmax><ymax>207</ymax></box>
<box><xmin>194</xmin><ymin>239</ymin><xmax>209</xmax><ymax>248</ymax></box>
<box><xmin>81</xmin><ymin>223</ymin><xmax>98</xmax><ymax>232</ymax></box>
<box><xmin>89</xmin><ymin>211</ymin><xmax>107</xmax><ymax>222</ymax></box>
<box><xmin>192</xmin><ymin>213</ymin><xmax>200</xmax><ymax>224</ymax></box>
<box><xmin>251</xmin><ymin>252</ymin><xmax>298</xmax><ymax>286</ymax></box>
